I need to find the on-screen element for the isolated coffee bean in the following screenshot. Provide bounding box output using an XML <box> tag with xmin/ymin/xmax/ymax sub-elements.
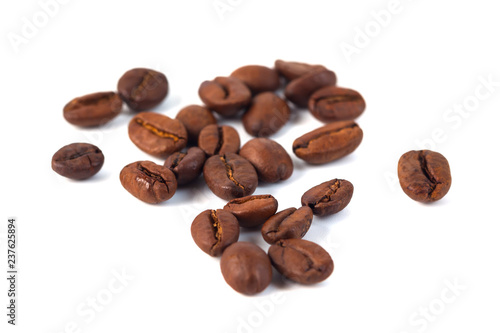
<box><xmin>261</xmin><ymin>207</ymin><xmax>313</xmax><ymax>244</ymax></box>
<box><xmin>274</xmin><ymin>60</ymin><xmax>326</xmax><ymax>81</ymax></box>
<box><xmin>284</xmin><ymin>69</ymin><xmax>337</xmax><ymax>107</ymax></box>
<box><xmin>128</xmin><ymin>112</ymin><xmax>187</xmax><ymax>157</ymax></box>
<box><xmin>230</xmin><ymin>65</ymin><xmax>280</xmax><ymax>94</ymax></box>
<box><xmin>308</xmin><ymin>86</ymin><xmax>366</xmax><ymax>122</ymax></box>
<box><xmin>268</xmin><ymin>239</ymin><xmax>333</xmax><ymax>285</ymax></box>
<box><xmin>293</xmin><ymin>120</ymin><xmax>363</xmax><ymax>164</ymax></box>
<box><xmin>119</xmin><ymin>161</ymin><xmax>177</xmax><ymax>204</ymax></box>
<box><xmin>198</xmin><ymin>76</ymin><xmax>251</xmax><ymax>117</ymax></box>
<box><xmin>198</xmin><ymin>124</ymin><xmax>240</xmax><ymax>156</ymax></box>
<box><xmin>242</xmin><ymin>92</ymin><xmax>290</xmax><ymax>137</ymax></box>
<box><xmin>175</xmin><ymin>105</ymin><xmax>217</xmax><ymax>144</ymax></box>
<box><xmin>220</xmin><ymin>242</ymin><xmax>272</xmax><ymax>295</ymax></box>
<box><xmin>239</xmin><ymin>138</ymin><xmax>293</xmax><ymax>183</ymax></box>
<box><xmin>164</xmin><ymin>147</ymin><xmax>206</xmax><ymax>185</ymax></box>
<box><xmin>191</xmin><ymin>209</ymin><xmax>240</xmax><ymax>257</ymax></box>
<box><xmin>398</xmin><ymin>150</ymin><xmax>452</xmax><ymax>203</ymax></box>
<box><xmin>117</xmin><ymin>68</ymin><xmax>168</xmax><ymax>111</ymax></box>
<box><xmin>203</xmin><ymin>153</ymin><xmax>258</xmax><ymax>200</ymax></box>
<box><xmin>52</xmin><ymin>143</ymin><xmax>104</xmax><ymax>180</ymax></box>
<box><xmin>301</xmin><ymin>179</ymin><xmax>354</xmax><ymax>216</ymax></box>
<box><xmin>63</xmin><ymin>92</ymin><xmax>122</xmax><ymax>127</ymax></box>
<box><xmin>223</xmin><ymin>194</ymin><xmax>278</xmax><ymax>228</ymax></box>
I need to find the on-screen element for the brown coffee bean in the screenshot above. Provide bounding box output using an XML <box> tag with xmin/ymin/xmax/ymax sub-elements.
<box><xmin>230</xmin><ymin>65</ymin><xmax>280</xmax><ymax>94</ymax></box>
<box><xmin>117</xmin><ymin>68</ymin><xmax>168</xmax><ymax>111</ymax></box>
<box><xmin>274</xmin><ymin>60</ymin><xmax>326</xmax><ymax>81</ymax></box>
<box><xmin>398</xmin><ymin>150</ymin><xmax>452</xmax><ymax>203</ymax></box>
<box><xmin>63</xmin><ymin>92</ymin><xmax>122</xmax><ymax>127</ymax></box>
<box><xmin>203</xmin><ymin>153</ymin><xmax>258</xmax><ymax>200</ymax></box>
<box><xmin>261</xmin><ymin>207</ymin><xmax>313</xmax><ymax>244</ymax></box>
<box><xmin>308</xmin><ymin>86</ymin><xmax>366</xmax><ymax>122</ymax></box>
<box><xmin>293</xmin><ymin>120</ymin><xmax>363</xmax><ymax>164</ymax></box>
<box><xmin>198</xmin><ymin>76</ymin><xmax>251</xmax><ymax>117</ymax></box>
<box><xmin>284</xmin><ymin>69</ymin><xmax>337</xmax><ymax>108</ymax></box>
<box><xmin>175</xmin><ymin>105</ymin><xmax>217</xmax><ymax>144</ymax></box>
<box><xmin>239</xmin><ymin>138</ymin><xmax>293</xmax><ymax>183</ymax></box>
<box><xmin>119</xmin><ymin>161</ymin><xmax>177</xmax><ymax>204</ymax></box>
<box><xmin>198</xmin><ymin>124</ymin><xmax>240</xmax><ymax>156</ymax></box>
<box><xmin>220</xmin><ymin>242</ymin><xmax>272</xmax><ymax>295</ymax></box>
<box><xmin>191</xmin><ymin>209</ymin><xmax>240</xmax><ymax>257</ymax></box>
<box><xmin>268</xmin><ymin>239</ymin><xmax>333</xmax><ymax>285</ymax></box>
<box><xmin>164</xmin><ymin>147</ymin><xmax>206</xmax><ymax>186</ymax></box>
<box><xmin>223</xmin><ymin>194</ymin><xmax>278</xmax><ymax>228</ymax></box>
<box><xmin>242</xmin><ymin>92</ymin><xmax>290</xmax><ymax>137</ymax></box>
<box><xmin>301</xmin><ymin>179</ymin><xmax>354</xmax><ymax>216</ymax></box>
<box><xmin>52</xmin><ymin>143</ymin><xmax>104</xmax><ymax>180</ymax></box>
<box><xmin>128</xmin><ymin>112</ymin><xmax>187</xmax><ymax>157</ymax></box>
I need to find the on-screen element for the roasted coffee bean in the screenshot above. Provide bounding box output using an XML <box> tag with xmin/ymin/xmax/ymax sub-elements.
<box><xmin>398</xmin><ymin>150</ymin><xmax>452</xmax><ymax>203</ymax></box>
<box><xmin>117</xmin><ymin>68</ymin><xmax>168</xmax><ymax>111</ymax></box>
<box><xmin>239</xmin><ymin>138</ymin><xmax>293</xmax><ymax>183</ymax></box>
<box><xmin>198</xmin><ymin>76</ymin><xmax>251</xmax><ymax>117</ymax></box>
<box><xmin>164</xmin><ymin>147</ymin><xmax>206</xmax><ymax>185</ymax></box>
<box><xmin>220</xmin><ymin>242</ymin><xmax>272</xmax><ymax>295</ymax></box>
<box><xmin>261</xmin><ymin>207</ymin><xmax>313</xmax><ymax>244</ymax></box>
<box><xmin>52</xmin><ymin>143</ymin><xmax>104</xmax><ymax>180</ymax></box>
<box><xmin>284</xmin><ymin>69</ymin><xmax>337</xmax><ymax>108</ymax></box>
<box><xmin>242</xmin><ymin>92</ymin><xmax>290</xmax><ymax>137</ymax></box>
<box><xmin>274</xmin><ymin>60</ymin><xmax>326</xmax><ymax>81</ymax></box>
<box><xmin>191</xmin><ymin>209</ymin><xmax>240</xmax><ymax>257</ymax></box>
<box><xmin>293</xmin><ymin>120</ymin><xmax>363</xmax><ymax>164</ymax></box>
<box><xmin>268</xmin><ymin>239</ymin><xmax>333</xmax><ymax>285</ymax></box>
<box><xmin>223</xmin><ymin>194</ymin><xmax>278</xmax><ymax>228</ymax></box>
<box><xmin>203</xmin><ymin>153</ymin><xmax>258</xmax><ymax>200</ymax></box>
<box><xmin>175</xmin><ymin>105</ymin><xmax>217</xmax><ymax>144</ymax></box>
<box><xmin>301</xmin><ymin>179</ymin><xmax>354</xmax><ymax>216</ymax></box>
<box><xmin>308</xmin><ymin>86</ymin><xmax>365</xmax><ymax>122</ymax></box>
<box><xmin>198</xmin><ymin>124</ymin><xmax>240</xmax><ymax>156</ymax></box>
<box><xmin>120</xmin><ymin>161</ymin><xmax>177</xmax><ymax>204</ymax></box>
<box><xmin>63</xmin><ymin>92</ymin><xmax>122</xmax><ymax>127</ymax></box>
<box><xmin>128</xmin><ymin>112</ymin><xmax>187</xmax><ymax>157</ymax></box>
<box><xmin>230</xmin><ymin>65</ymin><xmax>280</xmax><ymax>94</ymax></box>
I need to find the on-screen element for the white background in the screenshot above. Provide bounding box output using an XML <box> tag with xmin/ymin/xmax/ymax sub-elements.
<box><xmin>1</xmin><ymin>0</ymin><xmax>500</xmax><ymax>332</ymax></box>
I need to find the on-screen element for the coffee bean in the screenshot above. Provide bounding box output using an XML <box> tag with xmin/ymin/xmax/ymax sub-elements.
<box><xmin>230</xmin><ymin>65</ymin><xmax>280</xmax><ymax>94</ymax></box>
<box><xmin>242</xmin><ymin>92</ymin><xmax>290</xmax><ymax>137</ymax></box>
<box><xmin>52</xmin><ymin>143</ymin><xmax>104</xmax><ymax>180</ymax></box>
<box><xmin>117</xmin><ymin>68</ymin><xmax>168</xmax><ymax>111</ymax></box>
<box><xmin>398</xmin><ymin>150</ymin><xmax>452</xmax><ymax>203</ymax></box>
<box><xmin>175</xmin><ymin>105</ymin><xmax>217</xmax><ymax>144</ymax></box>
<box><xmin>301</xmin><ymin>179</ymin><xmax>353</xmax><ymax>216</ymax></box>
<box><xmin>128</xmin><ymin>112</ymin><xmax>187</xmax><ymax>157</ymax></box>
<box><xmin>308</xmin><ymin>86</ymin><xmax>365</xmax><ymax>122</ymax></box>
<box><xmin>293</xmin><ymin>120</ymin><xmax>363</xmax><ymax>164</ymax></box>
<box><xmin>239</xmin><ymin>138</ymin><xmax>293</xmax><ymax>183</ymax></box>
<box><xmin>63</xmin><ymin>92</ymin><xmax>122</xmax><ymax>127</ymax></box>
<box><xmin>284</xmin><ymin>69</ymin><xmax>337</xmax><ymax>108</ymax></box>
<box><xmin>198</xmin><ymin>124</ymin><xmax>240</xmax><ymax>156</ymax></box>
<box><xmin>223</xmin><ymin>194</ymin><xmax>278</xmax><ymax>228</ymax></box>
<box><xmin>203</xmin><ymin>153</ymin><xmax>258</xmax><ymax>200</ymax></box>
<box><xmin>164</xmin><ymin>147</ymin><xmax>206</xmax><ymax>186</ymax></box>
<box><xmin>119</xmin><ymin>160</ymin><xmax>177</xmax><ymax>204</ymax></box>
<box><xmin>220</xmin><ymin>242</ymin><xmax>272</xmax><ymax>295</ymax></box>
<box><xmin>198</xmin><ymin>76</ymin><xmax>251</xmax><ymax>117</ymax></box>
<box><xmin>191</xmin><ymin>209</ymin><xmax>240</xmax><ymax>257</ymax></box>
<box><xmin>268</xmin><ymin>238</ymin><xmax>333</xmax><ymax>284</ymax></box>
<box><xmin>274</xmin><ymin>60</ymin><xmax>326</xmax><ymax>81</ymax></box>
<box><xmin>261</xmin><ymin>207</ymin><xmax>313</xmax><ymax>244</ymax></box>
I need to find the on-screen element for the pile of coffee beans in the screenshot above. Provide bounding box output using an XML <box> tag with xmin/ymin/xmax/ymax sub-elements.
<box><xmin>51</xmin><ymin>60</ymin><xmax>452</xmax><ymax>296</ymax></box>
